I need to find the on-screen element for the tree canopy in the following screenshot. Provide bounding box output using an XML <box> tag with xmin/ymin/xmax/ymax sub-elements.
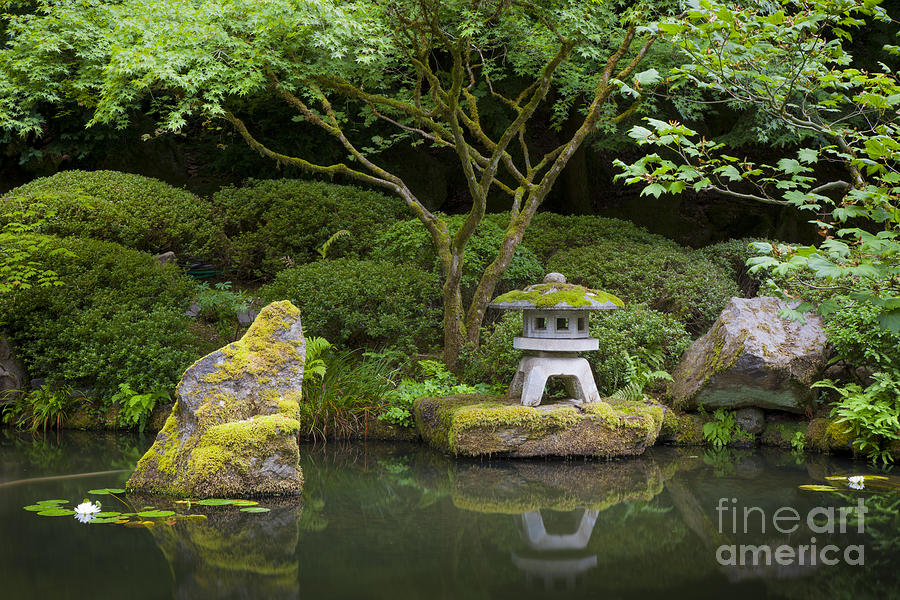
<box><xmin>615</xmin><ymin>0</ymin><xmax>900</xmax><ymax>331</ymax></box>
<box><xmin>1</xmin><ymin>0</ymin><xmax>674</xmax><ymax>364</ymax></box>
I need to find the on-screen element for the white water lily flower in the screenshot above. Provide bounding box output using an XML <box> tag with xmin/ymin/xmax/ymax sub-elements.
<box><xmin>848</xmin><ymin>475</ymin><xmax>865</xmax><ymax>490</ymax></box>
<box><xmin>73</xmin><ymin>500</ymin><xmax>101</xmax><ymax>522</ymax></box>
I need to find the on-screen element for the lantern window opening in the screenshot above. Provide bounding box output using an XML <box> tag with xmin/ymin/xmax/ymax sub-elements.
<box><xmin>535</xmin><ymin>317</ymin><xmax>547</xmax><ymax>330</ymax></box>
<box><xmin>577</xmin><ymin>317</ymin><xmax>586</xmax><ymax>332</ymax></box>
<box><xmin>556</xmin><ymin>317</ymin><xmax>569</xmax><ymax>331</ymax></box>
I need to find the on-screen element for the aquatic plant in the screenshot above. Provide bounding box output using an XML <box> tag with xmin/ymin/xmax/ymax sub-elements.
<box><xmin>23</xmin><ymin>488</ymin><xmax>275</xmax><ymax>527</ymax></box>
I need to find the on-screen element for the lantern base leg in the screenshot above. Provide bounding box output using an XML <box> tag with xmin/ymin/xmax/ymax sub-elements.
<box><xmin>509</xmin><ymin>355</ymin><xmax>601</xmax><ymax>407</ymax></box>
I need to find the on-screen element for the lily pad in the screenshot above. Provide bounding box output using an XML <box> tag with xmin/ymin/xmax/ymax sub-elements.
<box><xmin>36</xmin><ymin>499</ymin><xmax>68</xmax><ymax>505</ymax></box>
<box><xmin>136</xmin><ymin>510</ymin><xmax>176</xmax><ymax>518</ymax></box>
<box><xmin>232</xmin><ymin>500</ymin><xmax>259</xmax><ymax>506</ymax></box>
<box><xmin>89</xmin><ymin>517</ymin><xmax>121</xmax><ymax>524</ymax></box>
<box><xmin>798</xmin><ymin>485</ymin><xmax>840</xmax><ymax>492</ymax></box>
<box><xmin>194</xmin><ymin>499</ymin><xmax>237</xmax><ymax>506</ymax></box>
<box><xmin>36</xmin><ymin>508</ymin><xmax>77</xmax><ymax>517</ymax></box>
<box><xmin>239</xmin><ymin>507</ymin><xmax>270</xmax><ymax>513</ymax></box>
<box><xmin>23</xmin><ymin>505</ymin><xmax>49</xmax><ymax>512</ymax></box>
<box><xmin>95</xmin><ymin>511</ymin><xmax>121</xmax><ymax>518</ymax></box>
<box><xmin>185</xmin><ymin>514</ymin><xmax>207</xmax><ymax>521</ymax></box>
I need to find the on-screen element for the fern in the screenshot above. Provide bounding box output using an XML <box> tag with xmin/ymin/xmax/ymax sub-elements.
<box><xmin>317</xmin><ymin>229</ymin><xmax>351</xmax><ymax>259</ymax></box>
<box><xmin>303</xmin><ymin>336</ymin><xmax>333</xmax><ymax>384</ymax></box>
<box><xmin>611</xmin><ymin>350</ymin><xmax>673</xmax><ymax>402</ymax></box>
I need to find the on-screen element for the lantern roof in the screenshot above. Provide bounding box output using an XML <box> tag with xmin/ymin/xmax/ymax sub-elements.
<box><xmin>489</xmin><ymin>273</ymin><xmax>623</xmax><ymax>311</ymax></box>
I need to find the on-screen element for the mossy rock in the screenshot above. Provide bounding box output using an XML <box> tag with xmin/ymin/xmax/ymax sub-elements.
<box><xmin>414</xmin><ymin>394</ymin><xmax>663</xmax><ymax>458</ymax></box>
<box><xmin>668</xmin><ymin>297</ymin><xmax>827</xmax><ymax>413</ymax></box>
<box><xmin>127</xmin><ymin>301</ymin><xmax>306</xmax><ymax>497</ymax></box>
<box><xmin>805</xmin><ymin>417</ymin><xmax>856</xmax><ymax>453</ymax></box>
<box><xmin>759</xmin><ymin>419</ymin><xmax>807</xmax><ymax>449</ymax></box>
<box><xmin>658</xmin><ymin>410</ymin><xmax>707</xmax><ymax>446</ymax></box>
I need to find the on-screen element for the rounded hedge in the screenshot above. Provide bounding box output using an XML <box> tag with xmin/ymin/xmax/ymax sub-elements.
<box><xmin>0</xmin><ymin>235</ymin><xmax>203</xmax><ymax>397</ymax></box>
<box><xmin>0</xmin><ymin>170</ymin><xmax>225</xmax><ymax>259</ymax></box>
<box><xmin>469</xmin><ymin>305</ymin><xmax>692</xmax><ymax>394</ymax></box>
<box><xmin>258</xmin><ymin>257</ymin><xmax>442</xmax><ymax>351</ymax></box>
<box><xmin>372</xmin><ymin>212</ymin><xmax>545</xmax><ymax>295</ymax></box>
<box><xmin>546</xmin><ymin>241</ymin><xmax>739</xmax><ymax>334</ymax></box>
<box><xmin>521</xmin><ymin>212</ymin><xmax>675</xmax><ymax>262</ymax></box>
<box><xmin>211</xmin><ymin>178</ymin><xmax>409</xmax><ymax>279</ymax></box>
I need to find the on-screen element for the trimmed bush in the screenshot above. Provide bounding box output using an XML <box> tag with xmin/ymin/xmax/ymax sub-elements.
<box><xmin>468</xmin><ymin>305</ymin><xmax>691</xmax><ymax>394</ymax></box>
<box><xmin>258</xmin><ymin>258</ymin><xmax>442</xmax><ymax>351</ymax></box>
<box><xmin>211</xmin><ymin>179</ymin><xmax>409</xmax><ymax>279</ymax></box>
<box><xmin>0</xmin><ymin>170</ymin><xmax>224</xmax><ymax>258</ymax></box>
<box><xmin>546</xmin><ymin>241</ymin><xmax>739</xmax><ymax>334</ymax></box>
<box><xmin>0</xmin><ymin>236</ymin><xmax>203</xmax><ymax>397</ymax></box>
<box><xmin>696</xmin><ymin>237</ymin><xmax>771</xmax><ymax>297</ymax></box>
<box><xmin>372</xmin><ymin>212</ymin><xmax>544</xmax><ymax>294</ymax></box>
<box><xmin>521</xmin><ymin>212</ymin><xmax>675</xmax><ymax>261</ymax></box>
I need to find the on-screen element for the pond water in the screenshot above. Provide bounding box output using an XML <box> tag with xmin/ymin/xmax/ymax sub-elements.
<box><xmin>1</xmin><ymin>430</ymin><xmax>898</xmax><ymax>600</ymax></box>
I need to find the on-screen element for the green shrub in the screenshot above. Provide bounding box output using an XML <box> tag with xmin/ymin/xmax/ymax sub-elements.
<box><xmin>702</xmin><ymin>408</ymin><xmax>754</xmax><ymax>449</ymax></box>
<box><xmin>0</xmin><ymin>235</ymin><xmax>202</xmax><ymax>398</ymax></box>
<box><xmin>824</xmin><ymin>300</ymin><xmax>900</xmax><ymax>372</ymax></box>
<box><xmin>546</xmin><ymin>241</ymin><xmax>739</xmax><ymax>334</ymax></box>
<box><xmin>469</xmin><ymin>304</ymin><xmax>691</xmax><ymax>395</ymax></box>
<box><xmin>258</xmin><ymin>257</ymin><xmax>442</xmax><ymax>351</ymax></box>
<box><xmin>211</xmin><ymin>178</ymin><xmax>409</xmax><ymax>278</ymax></box>
<box><xmin>696</xmin><ymin>237</ymin><xmax>771</xmax><ymax>297</ymax></box>
<box><xmin>816</xmin><ymin>370</ymin><xmax>900</xmax><ymax>465</ymax></box>
<box><xmin>372</xmin><ymin>212</ymin><xmax>544</xmax><ymax>295</ymax></box>
<box><xmin>381</xmin><ymin>360</ymin><xmax>499</xmax><ymax>428</ymax></box>
<box><xmin>0</xmin><ymin>170</ymin><xmax>225</xmax><ymax>259</ymax></box>
<box><xmin>521</xmin><ymin>212</ymin><xmax>673</xmax><ymax>262</ymax></box>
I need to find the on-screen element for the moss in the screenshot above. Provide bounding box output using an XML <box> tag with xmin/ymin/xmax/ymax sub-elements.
<box><xmin>806</xmin><ymin>417</ymin><xmax>855</xmax><ymax>453</ymax></box>
<box><xmin>491</xmin><ymin>283</ymin><xmax>624</xmax><ymax>308</ymax></box>
<box><xmin>201</xmin><ymin>301</ymin><xmax>304</xmax><ymax>385</ymax></box>
<box><xmin>415</xmin><ymin>394</ymin><xmax>662</xmax><ymax>457</ymax></box>
<box><xmin>658</xmin><ymin>410</ymin><xmax>706</xmax><ymax>445</ymax></box>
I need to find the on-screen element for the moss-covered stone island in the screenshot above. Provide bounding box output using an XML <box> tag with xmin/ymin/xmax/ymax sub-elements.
<box><xmin>127</xmin><ymin>301</ymin><xmax>307</xmax><ymax>497</ymax></box>
<box><xmin>414</xmin><ymin>394</ymin><xmax>663</xmax><ymax>458</ymax></box>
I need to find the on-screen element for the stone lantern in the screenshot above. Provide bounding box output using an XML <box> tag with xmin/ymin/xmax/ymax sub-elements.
<box><xmin>488</xmin><ymin>273</ymin><xmax>622</xmax><ymax>406</ymax></box>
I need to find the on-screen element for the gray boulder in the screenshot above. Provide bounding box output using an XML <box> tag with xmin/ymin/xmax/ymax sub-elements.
<box><xmin>128</xmin><ymin>301</ymin><xmax>306</xmax><ymax>497</ymax></box>
<box><xmin>668</xmin><ymin>297</ymin><xmax>827</xmax><ymax>413</ymax></box>
<box><xmin>735</xmin><ymin>407</ymin><xmax>766</xmax><ymax>435</ymax></box>
<box><xmin>0</xmin><ymin>336</ymin><xmax>27</xmax><ymax>402</ymax></box>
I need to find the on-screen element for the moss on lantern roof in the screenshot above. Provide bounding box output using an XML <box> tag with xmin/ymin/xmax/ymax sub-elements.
<box><xmin>490</xmin><ymin>282</ymin><xmax>624</xmax><ymax>310</ymax></box>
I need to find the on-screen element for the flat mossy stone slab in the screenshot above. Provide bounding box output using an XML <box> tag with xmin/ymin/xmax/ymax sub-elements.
<box><xmin>414</xmin><ymin>394</ymin><xmax>663</xmax><ymax>458</ymax></box>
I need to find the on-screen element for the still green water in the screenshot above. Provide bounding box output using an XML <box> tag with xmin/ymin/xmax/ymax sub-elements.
<box><xmin>1</xmin><ymin>430</ymin><xmax>898</xmax><ymax>599</ymax></box>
